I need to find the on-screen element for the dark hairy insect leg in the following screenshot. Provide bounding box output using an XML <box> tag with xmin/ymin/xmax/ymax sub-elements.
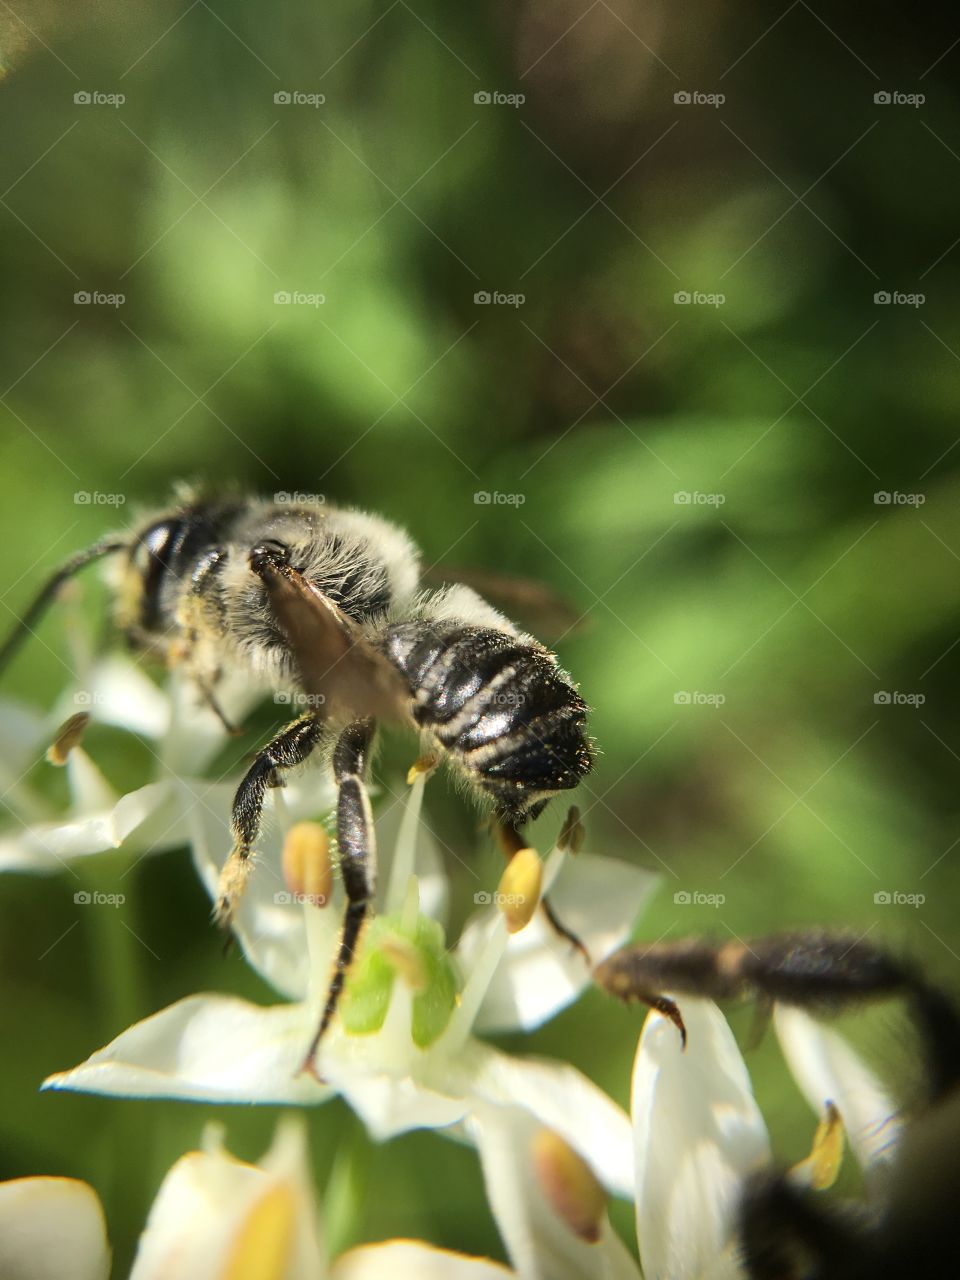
<box><xmin>733</xmin><ymin>949</ymin><xmax>960</xmax><ymax>1280</ymax></box>
<box><xmin>594</xmin><ymin>963</ymin><xmax>687</xmax><ymax>1048</ymax></box>
<box><xmin>215</xmin><ymin>712</ymin><xmax>325</xmax><ymax>928</ymax></box>
<box><xmin>0</xmin><ymin>536</ymin><xmax>128</xmax><ymax>676</ymax></box>
<box><xmin>738</xmin><ymin>1168</ymin><xmax>861</xmax><ymax>1280</ymax></box>
<box><xmin>196</xmin><ymin>676</ymin><xmax>244</xmax><ymax>736</ymax></box>
<box><xmin>593</xmin><ymin>929</ymin><xmax>959</xmax><ymax>1055</ymax></box>
<box><xmin>300</xmin><ymin>718</ymin><xmax>377</xmax><ymax>1078</ymax></box>
<box><xmin>497</xmin><ymin>816</ymin><xmax>591</xmax><ymax>963</ymax></box>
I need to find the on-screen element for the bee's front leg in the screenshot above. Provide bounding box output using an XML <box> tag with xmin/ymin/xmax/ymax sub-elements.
<box><xmin>215</xmin><ymin>712</ymin><xmax>325</xmax><ymax>929</ymax></box>
<box><xmin>300</xmin><ymin>717</ymin><xmax>377</xmax><ymax>1078</ymax></box>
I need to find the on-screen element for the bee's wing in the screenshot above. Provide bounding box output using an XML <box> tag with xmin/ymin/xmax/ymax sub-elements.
<box><xmin>257</xmin><ymin>559</ymin><xmax>410</xmax><ymax>722</ymax></box>
<box><xmin>422</xmin><ymin>564</ymin><xmax>588</xmax><ymax>640</ymax></box>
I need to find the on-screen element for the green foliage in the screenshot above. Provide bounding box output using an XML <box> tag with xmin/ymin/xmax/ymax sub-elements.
<box><xmin>1</xmin><ymin>1</ymin><xmax>959</xmax><ymax>1271</ymax></box>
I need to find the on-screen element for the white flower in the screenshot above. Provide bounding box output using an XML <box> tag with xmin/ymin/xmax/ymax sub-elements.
<box><xmin>1</xmin><ymin>653</ymin><xmax>655</xmax><ymax>1039</ymax></box>
<box><xmin>4</xmin><ymin>650</ymin><xmax>655</xmax><ymax>1183</ymax></box>
<box><xmin>43</xmin><ymin>762</ymin><xmax>654</xmax><ymax>1198</ymax></box>
<box><xmin>462</xmin><ymin>998</ymin><xmax>901</xmax><ymax>1280</ymax></box>
<box><xmin>0</xmin><ymin>655</ymin><xmax>260</xmax><ymax>873</ymax></box>
<box><xmin>0</xmin><ymin>1175</ymin><xmax>110</xmax><ymax>1280</ymax></box>
<box><xmin>0</xmin><ymin>1117</ymin><xmax>511</xmax><ymax>1279</ymax></box>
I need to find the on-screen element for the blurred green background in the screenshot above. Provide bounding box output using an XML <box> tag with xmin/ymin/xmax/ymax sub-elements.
<box><xmin>2</xmin><ymin>1</ymin><xmax>960</xmax><ymax>1271</ymax></box>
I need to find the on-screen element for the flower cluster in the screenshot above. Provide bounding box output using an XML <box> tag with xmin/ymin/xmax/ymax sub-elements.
<box><xmin>0</xmin><ymin>656</ymin><xmax>907</xmax><ymax>1278</ymax></box>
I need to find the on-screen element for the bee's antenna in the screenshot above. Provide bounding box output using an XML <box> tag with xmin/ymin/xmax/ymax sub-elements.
<box><xmin>0</xmin><ymin>537</ymin><xmax>129</xmax><ymax>677</ymax></box>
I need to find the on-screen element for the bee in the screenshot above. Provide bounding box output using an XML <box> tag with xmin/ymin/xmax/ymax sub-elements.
<box><xmin>596</xmin><ymin>930</ymin><xmax>960</xmax><ymax>1278</ymax></box>
<box><xmin>0</xmin><ymin>493</ymin><xmax>594</xmax><ymax>1069</ymax></box>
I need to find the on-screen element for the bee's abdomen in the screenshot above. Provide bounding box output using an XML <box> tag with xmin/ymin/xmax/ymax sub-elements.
<box><xmin>384</xmin><ymin>624</ymin><xmax>593</xmax><ymax>824</ymax></box>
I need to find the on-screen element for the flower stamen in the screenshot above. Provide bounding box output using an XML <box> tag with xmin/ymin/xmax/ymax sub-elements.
<box><xmin>282</xmin><ymin>821</ymin><xmax>332</xmax><ymax>908</ymax></box>
<box><xmin>790</xmin><ymin>1100</ymin><xmax>845</xmax><ymax>1191</ymax></box>
<box><xmin>497</xmin><ymin>847</ymin><xmax>543</xmax><ymax>934</ymax></box>
<box><xmin>531</xmin><ymin>1127</ymin><xmax>607</xmax><ymax>1244</ymax></box>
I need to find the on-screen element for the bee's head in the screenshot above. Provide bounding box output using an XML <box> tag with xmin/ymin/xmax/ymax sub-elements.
<box><xmin>124</xmin><ymin>516</ymin><xmax>186</xmax><ymax>633</ymax></box>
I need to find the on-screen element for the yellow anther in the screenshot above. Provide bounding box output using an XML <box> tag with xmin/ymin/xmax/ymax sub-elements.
<box><xmin>531</xmin><ymin>1128</ymin><xmax>607</xmax><ymax>1243</ymax></box>
<box><xmin>791</xmin><ymin>1101</ymin><xmax>845</xmax><ymax>1190</ymax></box>
<box><xmin>281</xmin><ymin>822</ymin><xmax>332</xmax><ymax>907</ymax></box>
<box><xmin>45</xmin><ymin>712</ymin><xmax>91</xmax><ymax>766</ymax></box>
<box><xmin>221</xmin><ymin>1181</ymin><xmax>296</xmax><ymax>1280</ymax></box>
<box><xmin>406</xmin><ymin>753</ymin><xmax>439</xmax><ymax>784</ymax></box>
<box><xmin>497</xmin><ymin>847</ymin><xmax>543</xmax><ymax>934</ymax></box>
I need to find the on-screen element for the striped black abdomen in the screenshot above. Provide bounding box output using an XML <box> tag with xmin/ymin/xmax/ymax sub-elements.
<box><xmin>384</xmin><ymin>623</ymin><xmax>593</xmax><ymax>825</ymax></box>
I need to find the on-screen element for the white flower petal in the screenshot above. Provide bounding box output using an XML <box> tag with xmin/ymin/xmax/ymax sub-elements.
<box><xmin>43</xmin><ymin>993</ymin><xmax>333</xmax><ymax>1105</ymax></box>
<box><xmin>0</xmin><ymin>700</ymin><xmax>55</xmax><ymax>824</ymax></box>
<box><xmin>0</xmin><ymin>779</ymin><xmax>173</xmax><ymax>870</ymax></box>
<box><xmin>130</xmin><ymin>1118</ymin><xmax>324</xmax><ymax>1280</ymax></box>
<box><xmin>0</xmin><ymin>698</ymin><xmax>48</xmax><ymax>763</ymax></box>
<box><xmin>186</xmin><ymin>778</ymin><xmax>316</xmax><ymax>1001</ymax></box>
<box><xmin>157</xmin><ymin>669</ymin><xmax>264</xmax><ymax>775</ymax></box>
<box><xmin>75</xmin><ymin>656</ymin><xmax>171</xmax><ymax>741</ymax></box>
<box><xmin>774</xmin><ymin>1005</ymin><xmax>902</xmax><ymax>1174</ymax></box>
<box><xmin>66</xmin><ymin>749</ymin><xmax>120</xmax><ymax>815</ymax></box>
<box><xmin>333</xmin><ymin>1241</ymin><xmax>512</xmax><ymax>1279</ymax></box>
<box><xmin>633</xmin><ymin>999</ymin><xmax>770</xmax><ymax>1280</ymax></box>
<box><xmin>462</xmin><ymin>855</ymin><xmax>657</xmax><ymax>1034</ymax></box>
<box><xmin>129</xmin><ymin>1150</ymin><xmax>265</xmax><ymax>1280</ymax></box>
<box><xmin>466</xmin><ymin>1103</ymin><xmax>639</xmax><ymax>1280</ymax></box>
<box><xmin>329</xmin><ymin>1066</ymin><xmax>469</xmax><ymax>1141</ymax></box>
<box><xmin>467</xmin><ymin>1046</ymin><xmax>635</xmax><ymax>1199</ymax></box>
<box><xmin>0</xmin><ymin>1176</ymin><xmax>110</xmax><ymax>1280</ymax></box>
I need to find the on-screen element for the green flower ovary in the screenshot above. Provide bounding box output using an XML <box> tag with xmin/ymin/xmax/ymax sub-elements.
<box><xmin>340</xmin><ymin>913</ymin><xmax>461</xmax><ymax>1048</ymax></box>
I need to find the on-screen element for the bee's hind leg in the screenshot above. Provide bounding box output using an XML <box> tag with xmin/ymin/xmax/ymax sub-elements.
<box><xmin>215</xmin><ymin>712</ymin><xmax>326</xmax><ymax>930</ymax></box>
<box><xmin>300</xmin><ymin>718</ymin><xmax>377</xmax><ymax>1078</ymax></box>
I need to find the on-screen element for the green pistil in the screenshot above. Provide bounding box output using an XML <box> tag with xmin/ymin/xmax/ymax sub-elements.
<box><xmin>340</xmin><ymin>913</ymin><xmax>461</xmax><ymax>1048</ymax></box>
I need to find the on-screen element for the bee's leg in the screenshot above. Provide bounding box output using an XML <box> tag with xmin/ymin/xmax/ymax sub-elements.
<box><xmin>301</xmin><ymin>718</ymin><xmax>377</xmax><ymax>1076</ymax></box>
<box><xmin>196</xmin><ymin>676</ymin><xmax>243</xmax><ymax>737</ymax></box>
<box><xmin>738</xmin><ymin>1169</ymin><xmax>856</xmax><ymax>1280</ymax></box>
<box><xmin>496</xmin><ymin>817</ymin><xmax>590</xmax><ymax>963</ymax></box>
<box><xmin>215</xmin><ymin>713</ymin><xmax>325</xmax><ymax>928</ymax></box>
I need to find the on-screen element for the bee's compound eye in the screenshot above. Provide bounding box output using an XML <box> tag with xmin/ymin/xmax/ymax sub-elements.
<box><xmin>249</xmin><ymin>540</ymin><xmax>290</xmax><ymax>573</ymax></box>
